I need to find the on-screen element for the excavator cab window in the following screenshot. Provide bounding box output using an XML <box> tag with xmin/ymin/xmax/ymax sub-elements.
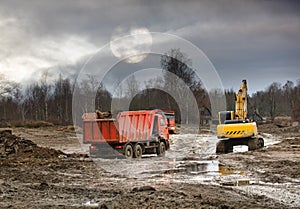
<box><xmin>224</xmin><ymin>119</ymin><xmax>249</xmax><ymax>124</ymax></box>
<box><xmin>219</xmin><ymin>111</ymin><xmax>234</xmax><ymax>124</ymax></box>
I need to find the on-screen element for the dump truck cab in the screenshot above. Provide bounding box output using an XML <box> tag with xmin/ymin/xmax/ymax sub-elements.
<box><xmin>163</xmin><ymin>110</ymin><xmax>176</xmax><ymax>134</ymax></box>
<box><xmin>152</xmin><ymin>112</ymin><xmax>170</xmax><ymax>140</ymax></box>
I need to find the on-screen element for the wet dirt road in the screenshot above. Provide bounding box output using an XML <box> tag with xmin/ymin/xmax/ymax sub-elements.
<box><xmin>1</xmin><ymin>124</ymin><xmax>299</xmax><ymax>208</ymax></box>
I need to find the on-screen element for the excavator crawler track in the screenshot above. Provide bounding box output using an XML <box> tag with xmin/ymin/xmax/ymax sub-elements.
<box><xmin>216</xmin><ymin>137</ymin><xmax>264</xmax><ymax>154</ymax></box>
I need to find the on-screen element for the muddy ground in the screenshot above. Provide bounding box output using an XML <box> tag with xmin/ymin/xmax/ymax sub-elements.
<box><xmin>0</xmin><ymin>124</ymin><xmax>299</xmax><ymax>208</ymax></box>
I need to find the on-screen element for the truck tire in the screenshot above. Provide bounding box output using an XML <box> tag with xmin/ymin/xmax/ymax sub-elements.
<box><xmin>134</xmin><ymin>144</ymin><xmax>142</xmax><ymax>159</ymax></box>
<box><xmin>169</xmin><ymin>130</ymin><xmax>174</xmax><ymax>134</ymax></box>
<box><xmin>157</xmin><ymin>142</ymin><xmax>166</xmax><ymax>156</ymax></box>
<box><xmin>124</xmin><ymin>144</ymin><xmax>133</xmax><ymax>159</ymax></box>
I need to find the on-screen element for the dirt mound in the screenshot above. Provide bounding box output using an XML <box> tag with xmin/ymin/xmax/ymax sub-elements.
<box><xmin>0</xmin><ymin>130</ymin><xmax>65</xmax><ymax>159</ymax></box>
<box><xmin>273</xmin><ymin>116</ymin><xmax>292</xmax><ymax>127</ymax></box>
<box><xmin>258</xmin><ymin>123</ymin><xmax>300</xmax><ymax>134</ymax></box>
<box><xmin>0</xmin><ymin>120</ymin><xmax>11</xmax><ymax>128</ymax></box>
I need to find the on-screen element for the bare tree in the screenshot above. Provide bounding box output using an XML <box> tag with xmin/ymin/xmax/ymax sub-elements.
<box><xmin>95</xmin><ymin>83</ymin><xmax>111</xmax><ymax>111</ymax></box>
<box><xmin>0</xmin><ymin>74</ymin><xmax>19</xmax><ymax>120</ymax></box>
<box><xmin>267</xmin><ymin>82</ymin><xmax>281</xmax><ymax>121</ymax></box>
<box><xmin>0</xmin><ymin>74</ymin><xmax>18</xmax><ymax>97</ymax></box>
<box><xmin>40</xmin><ymin>71</ymin><xmax>51</xmax><ymax>121</ymax></box>
<box><xmin>291</xmin><ymin>80</ymin><xmax>300</xmax><ymax>121</ymax></box>
<box><xmin>53</xmin><ymin>74</ymin><xmax>73</xmax><ymax>124</ymax></box>
<box><xmin>161</xmin><ymin>48</ymin><xmax>195</xmax><ymax>87</ymax></box>
<box><xmin>282</xmin><ymin>80</ymin><xmax>294</xmax><ymax>116</ymax></box>
<box><xmin>80</xmin><ymin>74</ymin><xmax>100</xmax><ymax>113</ymax></box>
<box><xmin>13</xmin><ymin>88</ymin><xmax>27</xmax><ymax>121</ymax></box>
<box><xmin>126</xmin><ymin>75</ymin><xmax>140</xmax><ymax>100</ymax></box>
<box><xmin>161</xmin><ymin>49</ymin><xmax>196</xmax><ymax>124</ymax></box>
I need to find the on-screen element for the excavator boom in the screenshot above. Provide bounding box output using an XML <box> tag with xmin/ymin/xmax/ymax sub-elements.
<box><xmin>235</xmin><ymin>80</ymin><xmax>248</xmax><ymax>120</ymax></box>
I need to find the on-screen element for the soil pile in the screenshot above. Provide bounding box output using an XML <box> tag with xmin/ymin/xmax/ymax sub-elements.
<box><xmin>0</xmin><ymin>130</ymin><xmax>65</xmax><ymax>159</ymax></box>
<box><xmin>259</xmin><ymin>123</ymin><xmax>300</xmax><ymax>134</ymax></box>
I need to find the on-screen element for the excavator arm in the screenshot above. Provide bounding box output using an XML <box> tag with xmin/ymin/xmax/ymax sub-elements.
<box><xmin>235</xmin><ymin>79</ymin><xmax>248</xmax><ymax>120</ymax></box>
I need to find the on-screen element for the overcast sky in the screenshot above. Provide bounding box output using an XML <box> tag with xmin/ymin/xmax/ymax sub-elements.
<box><xmin>1</xmin><ymin>0</ymin><xmax>300</xmax><ymax>94</ymax></box>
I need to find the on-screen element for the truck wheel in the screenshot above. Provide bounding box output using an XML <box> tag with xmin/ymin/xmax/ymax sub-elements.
<box><xmin>169</xmin><ymin>130</ymin><xmax>174</xmax><ymax>134</ymax></box>
<box><xmin>124</xmin><ymin>144</ymin><xmax>133</xmax><ymax>159</ymax></box>
<box><xmin>157</xmin><ymin>142</ymin><xmax>166</xmax><ymax>156</ymax></box>
<box><xmin>134</xmin><ymin>144</ymin><xmax>142</xmax><ymax>159</ymax></box>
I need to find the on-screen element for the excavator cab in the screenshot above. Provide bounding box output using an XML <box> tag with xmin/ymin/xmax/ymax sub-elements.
<box><xmin>218</xmin><ymin>111</ymin><xmax>235</xmax><ymax>124</ymax></box>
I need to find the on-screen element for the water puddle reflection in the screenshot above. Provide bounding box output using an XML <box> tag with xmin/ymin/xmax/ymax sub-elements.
<box><xmin>175</xmin><ymin>160</ymin><xmax>244</xmax><ymax>176</ymax></box>
<box><xmin>165</xmin><ymin>160</ymin><xmax>249</xmax><ymax>186</ymax></box>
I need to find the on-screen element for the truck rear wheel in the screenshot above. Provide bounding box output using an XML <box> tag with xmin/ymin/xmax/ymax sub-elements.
<box><xmin>157</xmin><ymin>142</ymin><xmax>166</xmax><ymax>156</ymax></box>
<box><xmin>134</xmin><ymin>144</ymin><xmax>142</xmax><ymax>159</ymax></box>
<box><xmin>124</xmin><ymin>144</ymin><xmax>133</xmax><ymax>159</ymax></box>
<box><xmin>169</xmin><ymin>130</ymin><xmax>175</xmax><ymax>134</ymax></box>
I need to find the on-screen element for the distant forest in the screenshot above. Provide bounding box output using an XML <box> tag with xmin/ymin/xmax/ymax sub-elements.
<box><xmin>0</xmin><ymin>49</ymin><xmax>299</xmax><ymax>125</ymax></box>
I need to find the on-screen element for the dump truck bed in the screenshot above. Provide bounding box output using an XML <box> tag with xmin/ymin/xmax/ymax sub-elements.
<box><xmin>82</xmin><ymin>117</ymin><xmax>119</xmax><ymax>144</ymax></box>
<box><xmin>117</xmin><ymin>110</ymin><xmax>158</xmax><ymax>142</ymax></box>
<box><xmin>82</xmin><ymin>110</ymin><xmax>168</xmax><ymax>145</ymax></box>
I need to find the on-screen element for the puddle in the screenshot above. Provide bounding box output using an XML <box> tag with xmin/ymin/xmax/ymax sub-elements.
<box><xmin>220</xmin><ymin>179</ymin><xmax>250</xmax><ymax>186</ymax></box>
<box><xmin>175</xmin><ymin>160</ymin><xmax>244</xmax><ymax>176</ymax></box>
<box><xmin>168</xmin><ymin>160</ymin><xmax>249</xmax><ymax>186</ymax></box>
<box><xmin>94</xmin><ymin>157</ymin><xmax>250</xmax><ymax>187</ymax></box>
<box><xmin>177</xmin><ymin>160</ymin><xmax>219</xmax><ymax>175</ymax></box>
<box><xmin>219</xmin><ymin>165</ymin><xmax>244</xmax><ymax>175</ymax></box>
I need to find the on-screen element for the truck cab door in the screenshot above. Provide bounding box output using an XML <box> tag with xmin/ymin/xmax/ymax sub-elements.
<box><xmin>159</xmin><ymin>116</ymin><xmax>169</xmax><ymax>139</ymax></box>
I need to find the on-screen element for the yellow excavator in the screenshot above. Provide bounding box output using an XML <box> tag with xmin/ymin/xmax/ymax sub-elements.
<box><xmin>216</xmin><ymin>80</ymin><xmax>264</xmax><ymax>153</ymax></box>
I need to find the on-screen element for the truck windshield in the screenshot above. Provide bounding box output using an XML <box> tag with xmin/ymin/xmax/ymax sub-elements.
<box><xmin>160</xmin><ymin>118</ymin><xmax>166</xmax><ymax>126</ymax></box>
<box><xmin>165</xmin><ymin>114</ymin><xmax>174</xmax><ymax>120</ymax></box>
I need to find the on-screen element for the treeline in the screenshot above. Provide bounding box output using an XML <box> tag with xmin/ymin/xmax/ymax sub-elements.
<box><xmin>0</xmin><ymin>49</ymin><xmax>299</xmax><ymax>126</ymax></box>
<box><xmin>0</xmin><ymin>74</ymin><xmax>112</xmax><ymax>125</ymax></box>
<box><xmin>225</xmin><ymin>80</ymin><xmax>300</xmax><ymax>121</ymax></box>
<box><xmin>1</xmin><ymin>75</ymin><xmax>299</xmax><ymax>126</ymax></box>
<box><xmin>0</xmin><ymin>75</ymin><xmax>73</xmax><ymax>125</ymax></box>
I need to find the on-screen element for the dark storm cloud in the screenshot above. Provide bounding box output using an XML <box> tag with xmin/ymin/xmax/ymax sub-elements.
<box><xmin>161</xmin><ymin>0</ymin><xmax>300</xmax><ymax>92</ymax></box>
<box><xmin>0</xmin><ymin>0</ymin><xmax>299</xmax><ymax>92</ymax></box>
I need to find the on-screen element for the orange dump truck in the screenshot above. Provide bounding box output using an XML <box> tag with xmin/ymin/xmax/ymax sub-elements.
<box><xmin>163</xmin><ymin>110</ymin><xmax>176</xmax><ymax>134</ymax></box>
<box><xmin>82</xmin><ymin>110</ymin><xmax>170</xmax><ymax>158</ymax></box>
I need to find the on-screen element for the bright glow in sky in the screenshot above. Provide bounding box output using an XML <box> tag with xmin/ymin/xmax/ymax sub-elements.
<box><xmin>110</xmin><ymin>27</ymin><xmax>153</xmax><ymax>63</ymax></box>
